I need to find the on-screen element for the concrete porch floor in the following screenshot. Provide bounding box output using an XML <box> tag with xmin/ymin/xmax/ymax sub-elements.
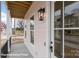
<box><xmin>7</xmin><ymin>37</ymin><xmax>33</xmax><ymax>58</ymax></box>
<box><xmin>7</xmin><ymin>42</ymin><xmax>33</xmax><ymax>58</ymax></box>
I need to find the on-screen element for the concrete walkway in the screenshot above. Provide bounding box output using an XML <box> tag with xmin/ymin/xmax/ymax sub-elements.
<box><xmin>7</xmin><ymin>43</ymin><xmax>33</xmax><ymax>58</ymax></box>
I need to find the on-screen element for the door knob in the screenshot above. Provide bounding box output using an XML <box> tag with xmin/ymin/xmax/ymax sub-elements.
<box><xmin>50</xmin><ymin>41</ymin><xmax>53</xmax><ymax>52</ymax></box>
<box><xmin>50</xmin><ymin>46</ymin><xmax>53</xmax><ymax>52</ymax></box>
<box><xmin>51</xmin><ymin>41</ymin><xmax>53</xmax><ymax>44</ymax></box>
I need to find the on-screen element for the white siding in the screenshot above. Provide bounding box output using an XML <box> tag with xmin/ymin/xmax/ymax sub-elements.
<box><xmin>24</xmin><ymin>1</ymin><xmax>50</xmax><ymax>58</ymax></box>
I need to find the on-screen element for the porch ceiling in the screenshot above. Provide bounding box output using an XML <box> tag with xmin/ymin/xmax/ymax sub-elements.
<box><xmin>6</xmin><ymin>1</ymin><xmax>32</xmax><ymax>19</ymax></box>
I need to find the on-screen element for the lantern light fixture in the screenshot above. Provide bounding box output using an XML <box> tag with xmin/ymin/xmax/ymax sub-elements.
<box><xmin>38</xmin><ymin>8</ymin><xmax>45</xmax><ymax>21</ymax></box>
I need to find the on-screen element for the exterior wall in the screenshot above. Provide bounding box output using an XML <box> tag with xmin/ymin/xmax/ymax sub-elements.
<box><xmin>24</xmin><ymin>1</ymin><xmax>51</xmax><ymax>58</ymax></box>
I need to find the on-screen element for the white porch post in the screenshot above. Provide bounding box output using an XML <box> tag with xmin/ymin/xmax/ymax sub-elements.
<box><xmin>6</xmin><ymin>10</ymin><xmax>12</xmax><ymax>53</ymax></box>
<box><xmin>14</xmin><ymin>18</ymin><xmax>16</xmax><ymax>35</ymax></box>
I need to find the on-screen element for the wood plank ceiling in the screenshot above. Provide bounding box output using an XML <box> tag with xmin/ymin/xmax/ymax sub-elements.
<box><xmin>7</xmin><ymin>1</ymin><xmax>32</xmax><ymax>19</ymax></box>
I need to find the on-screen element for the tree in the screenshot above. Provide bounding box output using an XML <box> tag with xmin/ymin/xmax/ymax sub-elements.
<box><xmin>0</xmin><ymin>22</ymin><xmax>6</xmax><ymax>31</ymax></box>
<box><xmin>17</xmin><ymin>20</ymin><xmax>24</xmax><ymax>30</ymax></box>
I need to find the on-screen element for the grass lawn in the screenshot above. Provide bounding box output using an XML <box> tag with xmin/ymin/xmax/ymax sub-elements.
<box><xmin>12</xmin><ymin>29</ymin><xmax>24</xmax><ymax>36</ymax></box>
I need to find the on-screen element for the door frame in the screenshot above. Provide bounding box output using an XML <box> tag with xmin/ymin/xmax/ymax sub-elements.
<box><xmin>50</xmin><ymin>1</ymin><xmax>55</xmax><ymax>58</ymax></box>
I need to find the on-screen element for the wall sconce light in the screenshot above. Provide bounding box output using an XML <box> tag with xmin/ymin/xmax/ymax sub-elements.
<box><xmin>38</xmin><ymin>8</ymin><xmax>45</xmax><ymax>21</ymax></box>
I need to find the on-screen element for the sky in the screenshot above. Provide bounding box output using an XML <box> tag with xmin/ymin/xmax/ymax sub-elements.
<box><xmin>1</xmin><ymin>1</ymin><xmax>7</xmax><ymax>24</ymax></box>
<box><xmin>1</xmin><ymin>1</ymin><xmax>7</xmax><ymax>13</ymax></box>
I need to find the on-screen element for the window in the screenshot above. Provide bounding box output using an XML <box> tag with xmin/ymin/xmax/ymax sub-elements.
<box><xmin>64</xmin><ymin>1</ymin><xmax>79</xmax><ymax>28</ymax></box>
<box><xmin>64</xmin><ymin>30</ymin><xmax>79</xmax><ymax>58</ymax></box>
<box><xmin>64</xmin><ymin>1</ymin><xmax>79</xmax><ymax>58</ymax></box>
<box><xmin>54</xmin><ymin>30</ymin><xmax>62</xmax><ymax>57</ymax></box>
<box><xmin>54</xmin><ymin>1</ymin><xmax>79</xmax><ymax>58</ymax></box>
<box><xmin>54</xmin><ymin>1</ymin><xmax>63</xmax><ymax>58</ymax></box>
<box><xmin>30</xmin><ymin>16</ymin><xmax>34</xmax><ymax>44</ymax></box>
<box><xmin>30</xmin><ymin>31</ymin><xmax>34</xmax><ymax>44</ymax></box>
<box><xmin>54</xmin><ymin>1</ymin><xmax>63</xmax><ymax>28</ymax></box>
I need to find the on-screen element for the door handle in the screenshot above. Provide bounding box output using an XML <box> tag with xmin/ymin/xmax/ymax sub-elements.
<box><xmin>50</xmin><ymin>46</ymin><xmax>53</xmax><ymax>52</ymax></box>
<box><xmin>51</xmin><ymin>41</ymin><xmax>53</xmax><ymax>44</ymax></box>
<box><xmin>50</xmin><ymin>41</ymin><xmax>53</xmax><ymax>52</ymax></box>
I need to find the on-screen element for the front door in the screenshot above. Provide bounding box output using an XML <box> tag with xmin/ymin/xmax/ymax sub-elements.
<box><xmin>50</xmin><ymin>1</ymin><xmax>63</xmax><ymax>58</ymax></box>
<box><xmin>50</xmin><ymin>1</ymin><xmax>79</xmax><ymax>58</ymax></box>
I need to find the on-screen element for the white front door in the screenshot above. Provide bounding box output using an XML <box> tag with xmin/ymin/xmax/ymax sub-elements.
<box><xmin>50</xmin><ymin>1</ymin><xmax>63</xmax><ymax>58</ymax></box>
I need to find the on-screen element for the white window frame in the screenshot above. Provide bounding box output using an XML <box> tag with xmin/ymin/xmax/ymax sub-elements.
<box><xmin>30</xmin><ymin>15</ymin><xmax>35</xmax><ymax>45</ymax></box>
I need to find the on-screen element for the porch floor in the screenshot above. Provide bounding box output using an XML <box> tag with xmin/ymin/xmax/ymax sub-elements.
<box><xmin>7</xmin><ymin>43</ymin><xmax>33</xmax><ymax>58</ymax></box>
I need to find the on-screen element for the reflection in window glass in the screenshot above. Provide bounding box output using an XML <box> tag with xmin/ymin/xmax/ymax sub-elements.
<box><xmin>64</xmin><ymin>1</ymin><xmax>79</xmax><ymax>28</ymax></box>
<box><xmin>54</xmin><ymin>30</ymin><xmax>62</xmax><ymax>58</ymax></box>
<box><xmin>30</xmin><ymin>31</ymin><xmax>34</xmax><ymax>44</ymax></box>
<box><xmin>30</xmin><ymin>16</ymin><xmax>34</xmax><ymax>30</ymax></box>
<box><xmin>54</xmin><ymin>1</ymin><xmax>63</xmax><ymax>28</ymax></box>
<box><xmin>64</xmin><ymin>30</ymin><xmax>79</xmax><ymax>58</ymax></box>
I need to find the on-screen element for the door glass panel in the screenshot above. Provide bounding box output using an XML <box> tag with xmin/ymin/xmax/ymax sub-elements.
<box><xmin>54</xmin><ymin>1</ymin><xmax>63</xmax><ymax>58</ymax></box>
<box><xmin>54</xmin><ymin>1</ymin><xmax>63</xmax><ymax>28</ymax></box>
<box><xmin>54</xmin><ymin>30</ymin><xmax>62</xmax><ymax>57</ymax></box>
<box><xmin>64</xmin><ymin>1</ymin><xmax>79</xmax><ymax>28</ymax></box>
<box><xmin>64</xmin><ymin>30</ymin><xmax>79</xmax><ymax>58</ymax></box>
